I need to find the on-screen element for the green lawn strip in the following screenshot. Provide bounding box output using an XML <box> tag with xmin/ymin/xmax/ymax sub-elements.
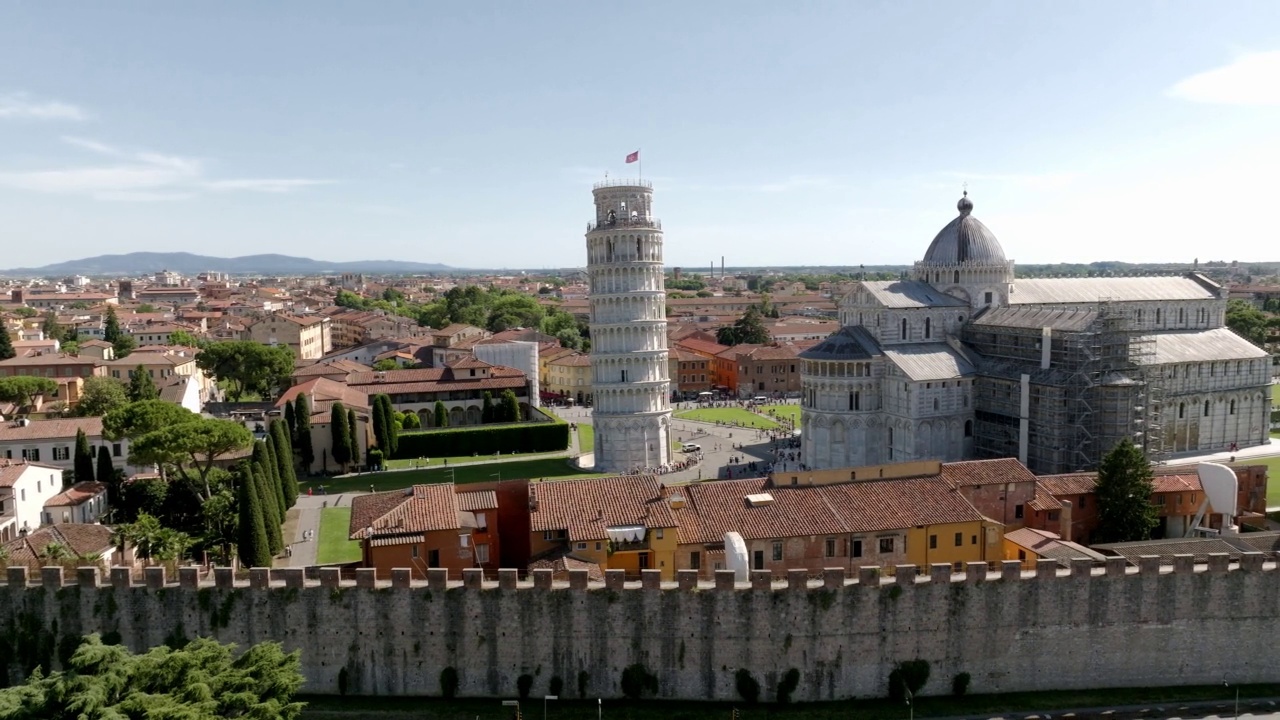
<box><xmin>759</xmin><ymin>403</ymin><xmax>800</xmax><ymax>425</ymax></box>
<box><xmin>1233</xmin><ymin>455</ymin><xmax>1280</xmax><ymax>506</ymax></box>
<box><xmin>385</xmin><ymin>448</ymin><xmax>566</xmax><ymax>469</ymax></box>
<box><xmin>303</xmin><ymin>458</ymin><xmax>606</xmax><ymax>494</ymax></box>
<box><xmin>1272</xmin><ymin>384</ymin><xmax>1279</xmax><ymax>404</ymax></box>
<box><xmin>299</xmin><ymin>684</ymin><xmax>1280</xmax><ymax>720</ymax></box>
<box><xmin>577</xmin><ymin>424</ymin><xmax>594</xmax><ymax>453</ymax></box>
<box><xmin>674</xmin><ymin>407</ymin><xmax>780</xmax><ymax>430</ymax></box>
<box><xmin>315</xmin><ymin>508</ymin><xmax>362</xmax><ymax>565</ymax></box>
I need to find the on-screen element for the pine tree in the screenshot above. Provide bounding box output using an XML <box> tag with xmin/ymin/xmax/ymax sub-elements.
<box><xmin>434</xmin><ymin>400</ymin><xmax>449</xmax><ymax>428</ymax></box>
<box><xmin>501</xmin><ymin>389</ymin><xmax>521</xmax><ymax>423</ymax></box>
<box><xmin>482</xmin><ymin>391</ymin><xmax>495</xmax><ymax>424</ymax></box>
<box><xmin>127</xmin><ymin>365</ymin><xmax>159</xmax><ymax>402</ymax></box>
<box><xmin>270</xmin><ymin>419</ymin><xmax>298</xmax><ymax>508</ymax></box>
<box><xmin>1094</xmin><ymin>438</ymin><xmax>1160</xmax><ymax>543</ymax></box>
<box><xmin>264</xmin><ymin>435</ymin><xmax>287</xmax><ymax>517</ymax></box>
<box><xmin>0</xmin><ymin>322</ymin><xmax>14</xmax><ymax>361</ymax></box>
<box><xmin>236</xmin><ymin>466</ymin><xmax>271</xmax><ymax>568</ymax></box>
<box><xmin>73</xmin><ymin>428</ymin><xmax>95</xmax><ymax>485</ymax></box>
<box><xmin>330</xmin><ymin>401</ymin><xmax>351</xmax><ymax>469</ymax></box>
<box><xmin>372</xmin><ymin>396</ymin><xmax>389</xmax><ymax>454</ymax></box>
<box><xmin>294</xmin><ymin>395</ymin><xmax>314</xmax><ymax>472</ymax></box>
<box><xmin>256</xmin><ymin>461</ymin><xmax>284</xmax><ymax>556</ymax></box>
<box><xmin>347</xmin><ymin>408</ymin><xmax>359</xmax><ymax>467</ymax></box>
<box><xmin>378</xmin><ymin>395</ymin><xmax>398</xmax><ymax>456</ymax></box>
<box><xmin>103</xmin><ymin>306</ymin><xmax>135</xmax><ymax>358</ymax></box>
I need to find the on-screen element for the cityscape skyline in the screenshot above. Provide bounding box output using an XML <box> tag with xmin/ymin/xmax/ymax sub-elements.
<box><xmin>1</xmin><ymin>3</ymin><xmax>1278</xmax><ymax>270</ymax></box>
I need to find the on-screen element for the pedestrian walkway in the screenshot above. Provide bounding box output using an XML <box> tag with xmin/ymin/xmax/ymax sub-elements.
<box><xmin>284</xmin><ymin>493</ymin><xmax>354</xmax><ymax>567</ymax></box>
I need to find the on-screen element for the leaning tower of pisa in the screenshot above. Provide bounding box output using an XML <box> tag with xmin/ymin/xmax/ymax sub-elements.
<box><xmin>585</xmin><ymin>180</ymin><xmax>672</xmax><ymax>473</ymax></box>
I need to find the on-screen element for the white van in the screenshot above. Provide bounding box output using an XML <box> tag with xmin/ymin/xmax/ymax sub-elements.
<box><xmin>681</xmin><ymin>443</ymin><xmax>701</xmax><ymax>453</ymax></box>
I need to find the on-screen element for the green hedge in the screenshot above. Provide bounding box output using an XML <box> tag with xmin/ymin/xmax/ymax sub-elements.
<box><xmin>391</xmin><ymin>421</ymin><xmax>569</xmax><ymax>459</ymax></box>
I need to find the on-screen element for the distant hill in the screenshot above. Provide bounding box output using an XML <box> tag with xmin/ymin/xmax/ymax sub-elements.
<box><xmin>1</xmin><ymin>252</ymin><xmax>454</xmax><ymax>277</ymax></box>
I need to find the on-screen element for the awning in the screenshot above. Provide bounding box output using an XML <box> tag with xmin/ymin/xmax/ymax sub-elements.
<box><xmin>606</xmin><ymin>525</ymin><xmax>647</xmax><ymax>543</ymax></box>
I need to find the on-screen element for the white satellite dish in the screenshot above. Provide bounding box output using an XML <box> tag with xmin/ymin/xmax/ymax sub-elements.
<box><xmin>1192</xmin><ymin>462</ymin><xmax>1239</xmax><ymax>536</ymax></box>
<box><xmin>724</xmin><ymin>531</ymin><xmax>749</xmax><ymax>582</ymax></box>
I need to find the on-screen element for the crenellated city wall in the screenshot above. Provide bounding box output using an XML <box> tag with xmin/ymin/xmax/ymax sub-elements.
<box><xmin>2</xmin><ymin>556</ymin><xmax>1279</xmax><ymax>701</ymax></box>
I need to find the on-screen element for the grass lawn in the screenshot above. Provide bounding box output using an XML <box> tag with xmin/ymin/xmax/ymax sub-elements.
<box><xmin>1234</xmin><ymin>455</ymin><xmax>1280</xmax><ymax>506</ymax></box>
<box><xmin>760</xmin><ymin>403</ymin><xmax>800</xmax><ymax>425</ymax></box>
<box><xmin>300</xmin><ymin>683</ymin><xmax>1280</xmax><ymax>720</ymax></box>
<box><xmin>302</xmin><ymin>457</ymin><xmax>606</xmax><ymax>494</ymax></box>
<box><xmin>674</xmin><ymin>407</ymin><xmax>780</xmax><ymax>429</ymax></box>
<box><xmin>385</xmin><ymin>448</ymin><xmax>565</xmax><ymax>469</ymax></box>
<box><xmin>577</xmin><ymin>423</ymin><xmax>594</xmax><ymax>453</ymax></box>
<box><xmin>315</xmin><ymin>508</ymin><xmax>362</xmax><ymax>565</ymax></box>
<box><xmin>1272</xmin><ymin>383</ymin><xmax>1279</xmax><ymax>404</ymax></box>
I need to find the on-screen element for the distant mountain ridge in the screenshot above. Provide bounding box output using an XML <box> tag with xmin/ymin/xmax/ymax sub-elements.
<box><xmin>1</xmin><ymin>252</ymin><xmax>454</xmax><ymax>277</ymax></box>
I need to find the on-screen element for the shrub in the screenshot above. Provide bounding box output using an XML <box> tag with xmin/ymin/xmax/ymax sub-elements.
<box><xmin>549</xmin><ymin>675</ymin><xmax>564</xmax><ymax>697</ymax></box>
<box><xmin>952</xmin><ymin>671</ymin><xmax>971</xmax><ymax>696</ymax></box>
<box><xmin>620</xmin><ymin>663</ymin><xmax>657</xmax><ymax>699</ymax></box>
<box><xmin>440</xmin><ymin>666</ymin><xmax>459</xmax><ymax>699</ymax></box>
<box><xmin>393</xmin><ymin>422</ymin><xmax>569</xmax><ymax>459</ymax></box>
<box><xmin>887</xmin><ymin>660</ymin><xmax>931</xmax><ymax>701</ymax></box>
<box><xmin>735</xmin><ymin>668</ymin><xmax>760</xmax><ymax>703</ymax></box>
<box><xmin>776</xmin><ymin>668</ymin><xmax>801</xmax><ymax>704</ymax></box>
<box><xmin>517</xmin><ymin>673</ymin><xmax>534</xmax><ymax>699</ymax></box>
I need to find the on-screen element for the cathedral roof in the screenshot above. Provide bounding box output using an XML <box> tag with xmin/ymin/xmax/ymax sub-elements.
<box><xmin>921</xmin><ymin>193</ymin><xmax>1007</xmax><ymax>266</ymax></box>
<box><xmin>881</xmin><ymin>344</ymin><xmax>975</xmax><ymax>381</ymax></box>
<box><xmin>1009</xmin><ymin>275</ymin><xmax>1220</xmax><ymax>305</ymax></box>
<box><xmin>1133</xmin><ymin>328</ymin><xmax>1268</xmax><ymax>365</ymax></box>
<box><xmin>799</xmin><ymin>326</ymin><xmax>880</xmax><ymax>361</ymax></box>
<box><xmin>858</xmin><ymin>280</ymin><xmax>967</xmax><ymax>309</ymax></box>
<box><xmin>970</xmin><ymin>306</ymin><xmax>1098</xmax><ymax>331</ymax></box>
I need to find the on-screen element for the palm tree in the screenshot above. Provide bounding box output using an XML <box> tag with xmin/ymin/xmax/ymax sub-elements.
<box><xmin>41</xmin><ymin>542</ymin><xmax>71</xmax><ymax>564</ymax></box>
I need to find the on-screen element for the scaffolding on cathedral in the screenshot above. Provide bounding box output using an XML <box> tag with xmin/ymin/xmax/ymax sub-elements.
<box><xmin>962</xmin><ymin>301</ymin><xmax>1166</xmax><ymax>475</ymax></box>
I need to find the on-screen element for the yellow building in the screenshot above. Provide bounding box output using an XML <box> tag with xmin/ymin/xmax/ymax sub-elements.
<box><xmin>544</xmin><ymin>351</ymin><xmax>592</xmax><ymax>404</ymax></box>
<box><xmin>529</xmin><ymin>475</ymin><xmax>678</xmax><ymax>580</ymax></box>
<box><xmin>242</xmin><ymin>313</ymin><xmax>332</xmax><ymax>360</ymax></box>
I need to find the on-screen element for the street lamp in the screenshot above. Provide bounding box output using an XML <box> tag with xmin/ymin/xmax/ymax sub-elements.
<box><xmin>543</xmin><ymin>695</ymin><xmax>557</xmax><ymax>720</ymax></box>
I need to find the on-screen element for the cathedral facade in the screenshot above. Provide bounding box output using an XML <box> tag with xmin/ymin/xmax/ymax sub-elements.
<box><xmin>801</xmin><ymin>194</ymin><xmax>1271</xmax><ymax>475</ymax></box>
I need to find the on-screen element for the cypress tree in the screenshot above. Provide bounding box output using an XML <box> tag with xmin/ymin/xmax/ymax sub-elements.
<box><xmin>270</xmin><ymin>419</ymin><xmax>298</xmax><ymax>508</ymax></box>
<box><xmin>0</xmin><ymin>322</ymin><xmax>14</xmax><ymax>361</ymax></box>
<box><xmin>347</xmin><ymin>408</ymin><xmax>359</xmax><ymax>467</ymax></box>
<box><xmin>73</xmin><ymin>428</ymin><xmax>95</xmax><ymax>485</ymax></box>
<box><xmin>265</xmin><ymin>435</ymin><xmax>287</xmax><ymax>516</ymax></box>
<box><xmin>501</xmin><ymin>389</ymin><xmax>521</xmax><ymax>423</ymax></box>
<box><xmin>284</xmin><ymin>400</ymin><xmax>298</xmax><ymax>442</ymax></box>
<box><xmin>381</xmin><ymin>395</ymin><xmax>398</xmax><ymax>455</ymax></box>
<box><xmin>255</xmin><ymin>461</ymin><xmax>283</xmax><ymax>556</ymax></box>
<box><xmin>330</xmin><ymin>401</ymin><xmax>351</xmax><ymax>469</ymax></box>
<box><xmin>95</xmin><ymin>446</ymin><xmax>114</xmax><ymax>487</ymax></box>
<box><xmin>482</xmin><ymin>391</ymin><xmax>495</xmax><ymax>424</ymax></box>
<box><xmin>434</xmin><ymin>400</ymin><xmax>449</xmax><ymax>428</ymax></box>
<box><xmin>236</xmin><ymin>466</ymin><xmax>271</xmax><ymax>568</ymax></box>
<box><xmin>294</xmin><ymin>395</ymin><xmax>314</xmax><ymax>472</ymax></box>
<box><xmin>372</xmin><ymin>396</ymin><xmax>389</xmax><ymax>454</ymax></box>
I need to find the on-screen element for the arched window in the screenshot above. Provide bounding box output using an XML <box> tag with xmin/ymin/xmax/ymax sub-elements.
<box><xmin>964</xmin><ymin>420</ymin><xmax>973</xmax><ymax>437</ymax></box>
<box><xmin>1230</xmin><ymin>399</ymin><xmax>1236</xmax><ymax>415</ymax></box>
<box><xmin>900</xmin><ymin>318</ymin><xmax>907</xmax><ymax>340</ymax></box>
<box><xmin>855</xmin><ymin>391</ymin><xmax>861</xmax><ymax>411</ymax></box>
<box><xmin>1178</xmin><ymin>402</ymin><xmax>1185</xmax><ymax>419</ymax></box>
<box><xmin>953</xmin><ymin>270</ymin><xmax>960</xmax><ymax>284</ymax></box>
<box><xmin>933</xmin><ymin>398</ymin><xmax>939</xmax><ymax>411</ymax></box>
<box><xmin>924</xmin><ymin>317</ymin><xmax>931</xmax><ymax>339</ymax></box>
<box><xmin>1203</xmin><ymin>400</ymin><xmax>1210</xmax><ymax>417</ymax></box>
<box><xmin>636</xmin><ymin>239</ymin><xmax>642</xmax><ymax>258</ymax></box>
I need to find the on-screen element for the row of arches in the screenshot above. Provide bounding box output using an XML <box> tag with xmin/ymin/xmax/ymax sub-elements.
<box><xmin>593</xmin><ymin>353</ymin><xmax>667</xmax><ymax>384</ymax></box>
<box><xmin>593</xmin><ymin>386</ymin><xmax>669</xmax><ymax>416</ymax></box>
<box><xmin>588</xmin><ymin>266</ymin><xmax>664</xmax><ymax>294</ymax></box>
<box><xmin>802</xmin><ymin>383</ymin><xmax>882</xmax><ymax>412</ymax></box>
<box><xmin>587</xmin><ymin>233</ymin><xmax>663</xmax><ymax>265</ymax></box>
<box><xmin>804</xmin><ymin>360</ymin><xmax>876</xmax><ymax>378</ymax></box>
<box><xmin>802</xmin><ymin>413</ymin><xmax>973</xmax><ymax>469</ymax></box>
<box><xmin>591</xmin><ymin>322</ymin><xmax>667</xmax><ymax>354</ymax></box>
<box><xmin>590</xmin><ymin>295</ymin><xmax>665</xmax><ymax>325</ymax></box>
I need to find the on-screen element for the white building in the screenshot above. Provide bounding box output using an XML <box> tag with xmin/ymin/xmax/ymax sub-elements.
<box><xmin>0</xmin><ymin>460</ymin><xmax>64</xmax><ymax>542</ymax></box>
<box><xmin>802</xmin><ymin>194</ymin><xmax>1270</xmax><ymax>475</ymax></box>
<box><xmin>475</xmin><ymin>340</ymin><xmax>540</xmax><ymax>408</ymax></box>
<box><xmin>586</xmin><ymin>180</ymin><xmax>672</xmax><ymax>472</ymax></box>
<box><xmin>0</xmin><ymin>418</ymin><xmax>135</xmax><ymax>475</ymax></box>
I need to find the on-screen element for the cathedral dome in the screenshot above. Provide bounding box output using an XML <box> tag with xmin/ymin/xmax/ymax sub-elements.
<box><xmin>921</xmin><ymin>193</ymin><xmax>1006</xmax><ymax>265</ymax></box>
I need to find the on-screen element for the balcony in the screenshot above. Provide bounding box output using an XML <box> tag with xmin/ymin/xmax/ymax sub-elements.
<box><xmin>587</xmin><ymin>217</ymin><xmax>662</xmax><ymax>232</ymax></box>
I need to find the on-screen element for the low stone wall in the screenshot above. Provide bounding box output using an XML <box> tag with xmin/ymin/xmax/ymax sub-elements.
<box><xmin>2</xmin><ymin>555</ymin><xmax>1278</xmax><ymax>700</ymax></box>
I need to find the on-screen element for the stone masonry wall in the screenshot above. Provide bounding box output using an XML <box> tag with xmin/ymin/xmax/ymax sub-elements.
<box><xmin>2</xmin><ymin>556</ymin><xmax>1279</xmax><ymax>701</ymax></box>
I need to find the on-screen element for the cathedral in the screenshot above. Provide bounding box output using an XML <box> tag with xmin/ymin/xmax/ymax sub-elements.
<box><xmin>800</xmin><ymin>194</ymin><xmax>1271</xmax><ymax>475</ymax></box>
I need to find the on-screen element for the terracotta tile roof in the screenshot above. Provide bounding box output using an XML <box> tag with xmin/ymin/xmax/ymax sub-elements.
<box><xmin>0</xmin><ymin>417</ymin><xmax>104</xmax><ymax>442</ymax></box>
<box><xmin>676</xmin><ymin>338</ymin><xmax>731</xmax><ymax>357</ymax></box>
<box><xmin>541</xmin><ymin>347</ymin><xmax>578</xmax><ymax>363</ymax></box>
<box><xmin>348</xmin><ymin>490</ymin><xmax>410</xmax><ymax>539</ymax></box>
<box><xmin>350</xmin><ymin>484</ymin><xmax>467</xmax><ymax>540</ymax></box>
<box><xmin>1038</xmin><ymin>470</ymin><xmax>1202</xmax><ymax>496</ymax></box>
<box><xmin>942</xmin><ymin>458</ymin><xmax>1039</xmax><ymax>487</ymax></box>
<box><xmin>44</xmin><ymin>481</ymin><xmax>108</xmax><ymax>507</ymax></box>
<box><xmin>0</xmin><ymin>460</ymin><xmax>63</xmax><ymax>488</ymax></box>
<box><xmin>818</xmin><ymin>476</ymin><xmax>986</xmax><ymax>534</ymax></box>
<box><xmin>549</xmin><ymin>352</ymin><xmax>591</xmax><ymax>367</ymax></box>
<box><xmin>448</xmin><ymin>356</ymin><xmax>493</xmax><ymax>370</ymax></box>
<box><xmin>275</xmin><ymin>377</ymin><xmax>370</xmax><ymax>415</ymax></box>
<box><xmin>737</xmin><ymin>344</ymin><xmax>804</xmax><ymax>361</ymax></box>
<box><xmin>292</xmin><ymin>359</ymin><xmax>372</xmax><ymax>377</ymax></box>
<box><xmin>1005</xmin><ymin>527</ymin><xmax>1106</xmax><ymax>563</ymax></box>
<box><xmin>434</xmin><ymin>323</ymin><xmax>484</xmax><ymax>337</ymax></box>
<box><xmin>527</xmin><ymin>553</ymin><xmax>605</xmax><ymax>581</ymax></box>
<box><xmin>0</xmin><ymin>354</ymin><xmax>102</xmax><ymax>366</ymax></box>
<box><xmin>347</xmin><ymin>365</ymin><xmax>528</xmax><ymax>395</ymax></box>
<box><xmin>457</xmin><ymin>490</ymin><xmax>498</xmax><ymax>512</ymax></box>
<box><xmin>1028</xmin><ymin>488</ymin><xmax>1065</xmax><ymax>512</ymax></box>
<box><xmin>529</xmin><ymin>475</ymin><xmax>675</xmax><ymax>542</ymax></box>
<box><xmin>717</xmin><ymin>343</ymin><xmax>761</xmax><ymax>359</ymax></box>
<box><xmin>1</xmin><ymin>523</ymin><xmax>115</xmax><ymax>565</ymax></box>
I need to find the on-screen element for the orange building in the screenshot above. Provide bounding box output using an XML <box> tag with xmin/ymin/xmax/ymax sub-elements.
<box><xmin>349</xmin><ymin>483</ymin><xmax>499</xmax><ymax>579</ymax></box>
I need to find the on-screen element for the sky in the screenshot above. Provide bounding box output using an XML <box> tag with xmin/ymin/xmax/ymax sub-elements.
<box><xmin>1</xmin><ymin>1</ymin><xmax>1279</xmax><ymax>271</ymax></box>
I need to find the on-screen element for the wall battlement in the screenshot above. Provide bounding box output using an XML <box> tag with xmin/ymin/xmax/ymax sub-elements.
<box><xmin>2</xmin><ymin>555</ymin><xmax>1278</xmax><ymax>701</ymax></box>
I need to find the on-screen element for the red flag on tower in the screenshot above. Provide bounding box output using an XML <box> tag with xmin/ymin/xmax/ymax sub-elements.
<box><xmin>625</xmin><ymin>150</ymin><xmax>639</xmax><ymax>163</ymax></box>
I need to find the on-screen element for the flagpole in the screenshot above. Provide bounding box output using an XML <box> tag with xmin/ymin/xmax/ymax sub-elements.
<box><xmin>638</xmin><ymin>148</ymin><xmax>642</xmax><ymax>183</ymax></box>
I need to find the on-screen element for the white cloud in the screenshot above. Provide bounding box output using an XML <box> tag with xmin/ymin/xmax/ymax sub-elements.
<box><xmin>0</xmin><ymin>92</ymin><xmax>87</xmax><ymax>120</ymax></box>
<box><xmin>0</xmin><ymin>136</ymin><xmax>331</xmax><ymax>201</ymax></box>
<box><xmin>1168</xmin><ymin>51</ymin><xmax>1280</xmax><ymax>106</ymax></box>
